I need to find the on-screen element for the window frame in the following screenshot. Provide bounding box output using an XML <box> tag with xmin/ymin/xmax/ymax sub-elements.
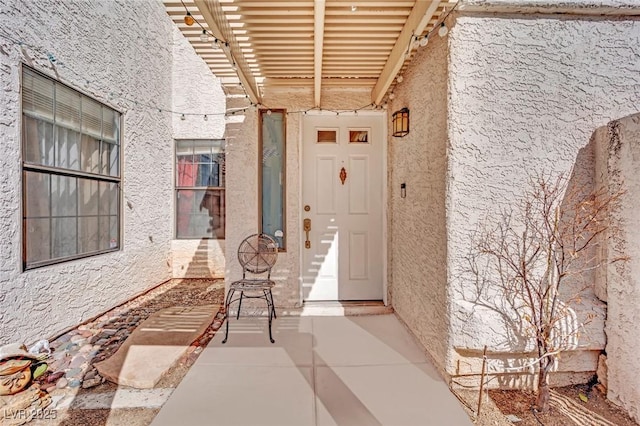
<box><xmin>20</xmin><ymin>64</ymin><xmax>123</xmax><ymax>271</ymax></box>
<box><xmin>258</xmin><ymin>109</ymin><xmax>287</xmax><ymax>252</ymax></box>
<box><xmin>174</xmin><ymin>139</ymin><xmax>226</xmax><ymax>240</ymax></box>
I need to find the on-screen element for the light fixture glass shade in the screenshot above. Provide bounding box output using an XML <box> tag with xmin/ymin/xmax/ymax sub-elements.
<box><xmin>438</xmin><ymin>23</ymin><xmax>449</xmax><ymax>37</ymax></box>
<box><xmin>392</xmin><ymin>108</ymin><xmax>410</xmax><ymax>137</ymax></box>
<box><xmin>200</xmin><ymin>30</ymin><xmax>209</xmax><ymax>42</ymax></box>
<box><xmin>419</xmin><ymin>36</ymin><xmax>429</xmax><ymax>47</ymax></box>
<box><xmin>184</xmin><ymin>12</ymin><xmax>194</xmax><ymax>26</ymax></box>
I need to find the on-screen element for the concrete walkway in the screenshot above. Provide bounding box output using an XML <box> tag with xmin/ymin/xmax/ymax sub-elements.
<box><xmin>151</xmin><ymin>314</ymin><xmax>472</xmax><ymax>426</ymax></box>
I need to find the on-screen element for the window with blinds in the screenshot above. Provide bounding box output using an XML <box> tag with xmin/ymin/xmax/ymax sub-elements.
<box><xmin>22</xmin><ymin>66</ymin><xmax>121</xmax><ymax>270</ymax></box>
<box><xmin>175</xmin><ymin>139</ymin><xmax>225</xmax><ymax>239</ymax></box>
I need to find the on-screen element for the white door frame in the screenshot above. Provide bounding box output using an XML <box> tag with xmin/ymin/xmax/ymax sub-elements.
<box><xmin>298</xmin><ymin>110</ymin><xmax>388</xmax><ymax>305</ymax></box>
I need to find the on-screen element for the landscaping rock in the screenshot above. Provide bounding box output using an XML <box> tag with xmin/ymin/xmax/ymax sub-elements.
<box><xmin>81</xmin><ymin>377</ymin><xmax>102</xmax><ymax>389</ymax></box>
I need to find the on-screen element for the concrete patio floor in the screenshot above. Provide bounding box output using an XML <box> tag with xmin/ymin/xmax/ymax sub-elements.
<box><xmin>151</xmin><ymin>314</ymin><xmax>472</xmax><ymax>426</ymax></box>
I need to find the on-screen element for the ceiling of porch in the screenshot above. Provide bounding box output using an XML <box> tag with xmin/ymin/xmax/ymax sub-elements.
<box><xmin>163</xmin><ymin>0</ymin><xmax>455</xmax><ymax>107</ymax></box>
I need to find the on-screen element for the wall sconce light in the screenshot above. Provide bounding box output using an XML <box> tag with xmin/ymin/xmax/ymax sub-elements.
<box><xmin>392</xmin><ymin>108</ymin><xmax>410</xmax><ymax>137</ymax></box>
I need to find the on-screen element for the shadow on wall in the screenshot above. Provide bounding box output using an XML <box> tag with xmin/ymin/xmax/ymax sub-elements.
<box><xmin>456</xmin><ymin>134</ymin><xmax>610</xmax><ymax>389</ymax></box>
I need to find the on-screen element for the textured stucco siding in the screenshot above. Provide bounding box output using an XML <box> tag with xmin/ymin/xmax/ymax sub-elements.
<box><xmin>594</xmin><ymin>114</ymin><xmax>640</xmax><ymax>423</ymax></box>
<box><xmin>225</xmin><ymin>88</ymin><xmax>373</xmax><ymax>309</ymax></box>
<box><xmin>388</xmin><ymin>33</ymin><xmax>450</xmax><ymax>372</ymax></box>
<box><xmin>0</xmin><ymin>0</ymin><xmax>206</xmax><ymax>344</ymax></box>
<box><xmin>170</xmin><ymin>26</ymin><xmax>227</xmax><ymax>278</ymax></box>
<box><xmin>446</xmin><ymin>13</ymin><xmax>640</xmax><ymax>381</ymax></box>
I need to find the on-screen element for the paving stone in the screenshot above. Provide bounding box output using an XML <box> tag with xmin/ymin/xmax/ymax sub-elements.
<box><xmin>55</xmin><ymin>334</ymin><xmax>71</xmax><ymax>344</ymax></box>
<box><xmin>81</xmin><ymin>378</ymin><xmax>102</xmax><ymax>389</ymax></box>
<box><xmin>65</xmin><ymin>368</ymin><xmax>82</xmax><ymax>379</ymax></box>
<box><xmin>70</xmin><ymin>335</ymin><xmax>86</xmax><ymax>344</ymax></box>
<box><xmin>95</xmin><ymin>305</ymin><xmax>217</xmax><ymax>388</ymax></box>
<box><xmin>79</xmin><ymin>330</ymin><xmax>94</xmax><ymax>338</ymax></box>
<box><xmin>79</xmin><ymin>344</ymin><xmax>93</xmax><ymax>353</ymax></box>
<box><xmin>46</xmin><ymin>371</ymin><xmax>65</xmax><ymax>383</ymax></box>
<box><xmin>69</xmin><ymin>355</ymin><xmax>86</xmax><ymax>369</ymax></box>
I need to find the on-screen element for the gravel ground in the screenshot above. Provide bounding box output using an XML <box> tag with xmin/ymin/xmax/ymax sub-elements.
<box><xmin>27</xmin><ymin>278</ymin><xmax>225</xmax><ymax>426</ymax></box>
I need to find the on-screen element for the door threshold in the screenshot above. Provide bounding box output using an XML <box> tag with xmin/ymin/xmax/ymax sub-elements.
<box><xmin>294</xmin><ymin>301</ymin><xmax>393</xmax><ymax>317</ymax></box>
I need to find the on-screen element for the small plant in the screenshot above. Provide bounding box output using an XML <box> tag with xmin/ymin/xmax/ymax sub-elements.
<box><xmin>470</xmin><ymin>172</ymin><xmax>624</xmax><ymax>412</ymax></box>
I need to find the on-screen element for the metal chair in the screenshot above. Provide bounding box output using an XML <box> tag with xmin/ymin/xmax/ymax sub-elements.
<box><xmin>222</xmin><ymin>233</ymin><xmax>279</xmax><ymax>344</ymax></box>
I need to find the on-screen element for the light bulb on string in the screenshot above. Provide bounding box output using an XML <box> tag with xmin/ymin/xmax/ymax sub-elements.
<box><xmin>204</xmin><ymin>115</ymin><xmax>208</xmax><ymax>121</ymax></box>
<box><xmin>438</xmin><ymin>23</ymin><xmax>449</xmax><ymax>37</ymax></box>
<box><xmin>389</xmin><ymin>93</ymin><xmax>395</xmax><ymax>100</ymax></box>
<box><xmin>180</xmin><ymin>114</ymin><xmax>186</xmax><ymax>121</ymax></box>
<box><xmin>396</xmin><ymin>75</ymin><xmax>403</xmax><ymax>83</ymax></box>
<box><xmin>212</xmin><ymin>39</ymin><xmax>220</xmax><ymax>49</ymax></box>
<box><xmin>200</xmin><ymin>30</ymin><xmax>209</xmax><ymax>43</ymax></box>
<box><xmin>420</xmin><ymin>36</ymin><xmax>429</xmax><ymax>47</ymax></box>
<box><xmin>184</xmin><ymin>11</ymin><xmax>194</xmax><ymax>26</ymax></box>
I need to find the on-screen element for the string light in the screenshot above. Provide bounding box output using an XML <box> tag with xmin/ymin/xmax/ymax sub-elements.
<box><xmin>388</xmin><ymin>2</ymin><xmax>459</xmax><ymax>101</ymax></box>
<box><xmin>0</xmin><ymin>30</ymin><xmax>379</xmax><ymax>120</ymax></box>
<box><xmin>438</xmin><ymin>23</ymin><xmax>449</xmax><ymax>37</ymax></box>
<box><xmin>184</xmin><ymin>11</ymin><xmax>194</xmax><ymax>26</ymax></box>
<box><xmin>200</xmin><ymin>29</ymin><xmax>208</xmax><ymax>43</ymax></box>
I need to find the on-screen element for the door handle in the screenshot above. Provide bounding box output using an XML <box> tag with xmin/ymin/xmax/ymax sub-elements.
<box><xmin>303</xmin><ymin>218</ymin><xmax>311</xmax><ymax>249</ymax></box>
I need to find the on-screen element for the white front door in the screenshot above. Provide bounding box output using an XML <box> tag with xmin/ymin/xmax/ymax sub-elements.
<box><xmin>302</xmin><ymin>113</ymin><xmax>384</xmax><ymax>301</ymax></box>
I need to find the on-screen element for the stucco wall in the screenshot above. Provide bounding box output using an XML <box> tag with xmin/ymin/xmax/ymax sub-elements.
<box><xmin>225</xmin><ymin>87</ymin><xmax>373</xmax><ymax>309</ymax></box>
<box><xmin>170</xmin><ymin>26</ymin><xmax>226</xmax><ymax>278</ymax></box>
<box><xmin>387</xmin><ymin>32</ymin><xmax>450</xmax><ymax>372</ymax></box>
<box><xmin>0</xmin><ymin>0</ymin><xmax>206</xmax><ymax>344</ymax></box>
<box><xmin>446</xmin><ymin>10</ymin><xmax>640</xmax><ymax>383</ymax></box>
<box><xmin>594</xmin><ymin>114</ymin><xmax>640</xmax><ymax>422</ymax></box>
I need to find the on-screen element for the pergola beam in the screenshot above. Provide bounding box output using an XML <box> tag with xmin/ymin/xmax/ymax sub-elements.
<box><xmin>314</xmin><ymin>0</ymin><xmax>326</xmax><ymax>107</ymax></box>
<box><xmin>370</xmin><ymin>1</ymin><xmax>440</xmax><ymax>106</ymax></box>
<box><xmin>194</xmin><ymin>0</ymin><xmax>261</xmax><ymax>105</ymax></box>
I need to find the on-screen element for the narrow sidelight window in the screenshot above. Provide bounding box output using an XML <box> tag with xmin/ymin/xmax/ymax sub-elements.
<box><xmin>259</xmin><ymin>110</ymin><xmax>286</xmax><ymax>250</ymax></box>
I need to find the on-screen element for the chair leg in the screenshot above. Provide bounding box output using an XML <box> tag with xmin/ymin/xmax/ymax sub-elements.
<box><xmin>264</xmin><ymin>288</ymin><xmax>276</xmax><ymax>319</ymax></box>
<box><xmin>263</xmin><ymin>288</ymin><xmax>275</xmax><ymax>344</ymax></box>
<box><xmin>269</xmin><ymin>289</ymin><xmax>277</xmax><ymax>319</ymax></box>
<box><xmin>236</xmin><ymin>291</ymin><xmax>244</xmax><ymax>320</ymax></box>
<box><xmin>222</xmin><ymin>288</ymin><xmax>235</xmax><ymax>344</ymax></box>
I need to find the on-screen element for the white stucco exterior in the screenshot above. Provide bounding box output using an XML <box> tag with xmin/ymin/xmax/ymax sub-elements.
<box><xmin>594</xmin><ymin>113</ymin><xmax>640</xmax><ymax>422</ymax></box>
<box><xmin>0</xmin><ymin>0</ymin><xmax>225</xmax><ymax>344</ymax></box>
<box><xmin>170</xmin><ymin>26</ymin><xmax>227</xmax><ymax>279</ymax></box>
<box><xmin>389</xmin><ymin>1</ymin><xmax>640</xmax><ymax>395</ymax></box>
<box><xmin>1</xmin><ymin>0</ymin><xmax>640</xmax><ymax>421</ymax></box>
<box><xmin>225</xmin><ymin>87</ymin><xmax>375</xmax><ymax>309</ymax></box>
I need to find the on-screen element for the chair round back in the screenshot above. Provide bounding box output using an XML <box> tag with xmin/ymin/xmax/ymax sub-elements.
<box><xmin>237</xmin><ymin>233</ymin><xmax>279</xmax><ymax>274</ymax></box>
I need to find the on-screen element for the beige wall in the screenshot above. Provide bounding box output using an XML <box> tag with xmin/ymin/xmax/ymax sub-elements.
<box><xmin>594</xmin><ymin>113</ymin><xmax>640</xmax><ymax>423</ymax></box>
<box><xmin>0</xmin><ymin>0</ymin><xmax>175</xmax><ymax>344</ymax></box>
<box><xmin>387</xmin><ymin>31</ymin><xmax>451</xmax><ymax>372</ymax></box>
<box><xmin>445</xmin><ymin>10</ymin><xmax>640</xmax><ymax>383</ymax></box>
<box><xmin>224</xmin><ymin>87</ymin><xmax>374</xmax><ymax>308</ymax></box>
<box><xmin>385</xmin><ymin>6</ymin><xmax>640</xmax><ymax>387</ymax></box>
<box><xmin>170</xmin><ymin>25</ymin><xmax>227</xmax><ymax>279</ymax></box>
